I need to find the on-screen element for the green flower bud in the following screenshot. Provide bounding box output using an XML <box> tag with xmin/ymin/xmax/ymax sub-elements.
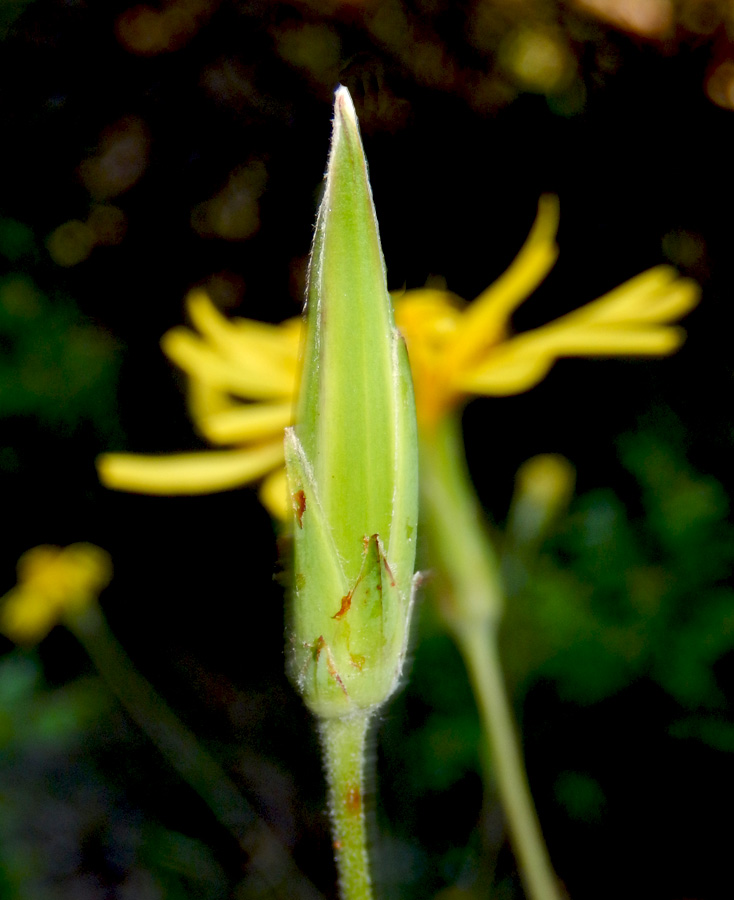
<box><xmin>285</xmin><ymin>86</ymin><xmax>419</xmax><ymax>720</ymax></box>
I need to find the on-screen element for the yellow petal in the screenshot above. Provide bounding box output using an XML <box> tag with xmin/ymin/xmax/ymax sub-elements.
<box><xmin>0</xmin><ymin>587</ymin><xmax>59</xmax><ymax>644</ymax></box>
<box><xmin>17</xmin><ymin>544</ymin><xmax>112</xmax><ymax>599</ymax></box>
<box><xmin>162</xmin><ymin>328</ymin><xmax>295</xmax><ymax>399</ymax></box>
<box><xmin>16</xmin><ymin>546</ymin><xmax>68</xmax><ymax>602</ymax></box>
<box><xmin>458</xmin><ymin>344</ymin><xmax>555</xmax><ymax>395</ymax></box>
<box><xmin>61</xmin><ymin>544</ymin><xmax>113</xmax><ymax>595</ymax></box>
<box><xmin>393</xmin><ymin>288</ymin><xmax>465</xmax><ymax>320</ymax></box>
<box><xmin>560</xmin><ymin>266</ymin><xmax>700</xmax><ymax>327</ymax></box>
<box><xmin>459</xmin><ymin>261</ymin><xmax>697</xmax><ymax>396</ymax></box>
<box><xmin>185</xmin><ymin>290</ymin><xmax>301</xmax><ymax>373</ymax></box>
<box><xmin>187</xmin><ymin>378</ymin><xmax>234</xmax><ymax>423</ymax></box>
<box><xmin>460</xmin><ymin>322</ymin><xmax>685</xmax><ymax>396</ymax></box>
<box><xmin>394</xmin><ymin>291</ymin><xmax>466</xmax><ymax>427</ymax></box>
<box><xmin>97</xmin><ymin>442</ymin><xmax>285</xmax><ymax>494</ymax></box>
<box><xmin>258</xmin><ymin>466</ymin><xmax>289</xmax><ymax>521</ymax></box>
<box><xmin>1</xmin><ymin>544</ymin><xmax>112</xmax><ymax>644</ymax></box>
<box><xmin>448</xmin><ymin>194</ymin><xmax>560</xmax><ymax>368</ymax></box>
<box><xmin>515</xmin><ymin>323</ymin><xmax>686</xmax><ymax>355</ymax></box>
<box><xmin>197</xmin><ymin>401</ymin><xmax>293</xmax><ymax>445</ymax></box>
<box><xmin>231</xmin><ymin>316</ymin><xmax>302</xmax><ymax>368</ymax></box>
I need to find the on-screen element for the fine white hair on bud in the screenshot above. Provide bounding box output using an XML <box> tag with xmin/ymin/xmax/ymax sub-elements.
<box><xmin>285</xmin><ymin>85</ymin><xmax>419</xmax><ymax>720</ymax></box>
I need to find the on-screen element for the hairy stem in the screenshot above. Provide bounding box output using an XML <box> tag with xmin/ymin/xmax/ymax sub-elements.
<box><xmin>319</xmin><ymin>711</ymin><xmax>373</xmax><ymax>900</ymax></box>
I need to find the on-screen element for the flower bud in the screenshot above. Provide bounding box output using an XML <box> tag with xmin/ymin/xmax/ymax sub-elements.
<box><xmin>285</xmin><ymin>86</ymin><xmax>419</xmax><ymax>719</ymax></box>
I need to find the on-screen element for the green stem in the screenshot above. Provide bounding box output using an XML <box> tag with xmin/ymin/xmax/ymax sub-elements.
<box><xmin>318</xmin><ymin>711</ymin><xmax>373</xmax><ymax>900</ymax></box>
<box><xmin>66</xmin><ymin>601</ymin><xmax>323</xmax><ymax>900</ymax></box>
<box><xmin>455</xmin><ymin>623</ymin><xmax>561</xmax><ymax>900</ymax></box>
<box><xmin>419</xmin><ymin>414</ymin><xmax>561</xmax><ymax>900</ymax></box>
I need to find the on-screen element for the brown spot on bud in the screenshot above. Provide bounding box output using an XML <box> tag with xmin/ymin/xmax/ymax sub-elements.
<box><xmin>293</xmin><ymin>490</ymin><xmax>306</xmax><ymax>527</ymax></box>
<box><xmin>345</xmin><ymin>783</ymin><xmax>361</xmax><ymax>815</ymax></box>
<box><xmin>328</xmin><ymin>658</ymin><xmax>348</xmax><ymax>695</ymax></box>
<box><xmin>313</xmin><ymin>635</ymin><xmax>348</xmax><ymax>695</ymax></box>
<box><xmin>332</xmin><ymin>592</ymin><xmax>352</xmax><ymax>620</ymax></box>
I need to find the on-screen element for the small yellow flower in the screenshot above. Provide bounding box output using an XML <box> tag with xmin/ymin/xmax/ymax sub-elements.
<box><xmin>97</xmin><ymin>289</ymin><xmax>301</xmax><ymax>519</ymax></box>
<box><xmin>97</xmin><ymin>197</ymin><xmax>699</xmax><ymax>516</ymax></box>
<box><xmin>0</xmin><ymin>543</ymin><xmax>112</xmax><ymax>644</ymax></box>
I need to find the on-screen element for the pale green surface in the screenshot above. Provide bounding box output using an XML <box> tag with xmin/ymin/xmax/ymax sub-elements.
<box><xmin>295</xmin><ymin>86</ymin><xmax>417</xmax><ymax>588</ymax></box>
<box><xmin>419</xmin><ymin>414</ymin><xmax>503</xmax><ymax>628</ymax></box>
<box><xmin>286</xmin><ymin>86</ymin><xmax>418</xmax><ymax>720</ymax></box>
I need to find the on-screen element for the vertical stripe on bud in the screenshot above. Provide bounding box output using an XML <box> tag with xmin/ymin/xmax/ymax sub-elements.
<box><xmin>286</xmin><ymin>86</ymin><xmax>419</xmax><ymax>719</ymax></box>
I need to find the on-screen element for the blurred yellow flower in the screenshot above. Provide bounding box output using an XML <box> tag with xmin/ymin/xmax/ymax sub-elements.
<box><xmin>97</xmin><ymin>289</ymin><xmax>301</xmax><ymax>519</ymax></box>
<box><xmin>395</xmin><ymin>195</ymin><xmax>699</xmax><ymax>430</ymax></box>
<box><xmin>97</xmin><ymin>197</ymin><xmax>699</xmax><ymax>517</ymax></box>
<box><xmin>0</xmin><ymin>544</ymin><xmax>112</xmax><ymax>644</ymax></box>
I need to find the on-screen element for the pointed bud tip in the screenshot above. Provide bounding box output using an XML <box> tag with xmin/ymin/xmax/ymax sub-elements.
<box><xmin>334</xmin><ymin>85</ymin><xmax>357</xmax><ymax>126</ymax></box>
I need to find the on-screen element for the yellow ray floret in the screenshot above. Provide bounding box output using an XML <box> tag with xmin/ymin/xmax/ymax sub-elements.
<box><xmin>393</xmin><ymin>196</ymin><xmax>700</xmax><ymax>429</ymax></box>
<box><xmin>0</xmin><ymin>544</ymin><xmax>112</xmax><ymax>644</ymax></box>
<box><xmin>97</xmin><ymin>199</ymin><xmax>700</xmax><ymax>517</ymax></box>
<box><xmin>97</xmin><ymin>442</ymin><xmax>286</xmax><ymax>495</ymax></box>
<box><xmin>97</xmin><ymin>289</ymin><xmax>301</xmax><ymax>519</ymax></box>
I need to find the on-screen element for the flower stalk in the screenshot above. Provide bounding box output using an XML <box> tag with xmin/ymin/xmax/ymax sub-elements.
<box><xmin>319</xmin><ymin>713</ymin><xmax>373</xmax><ymax>900</ymax></box>
<box><xmin>419</xmin><ymin>415</ymin><xmax>562</xmax><ymax>900</ymax></box>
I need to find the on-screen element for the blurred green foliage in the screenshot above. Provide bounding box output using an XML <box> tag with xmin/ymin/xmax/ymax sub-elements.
<box><xmin>0</xmin><ymin>650</ymin><xmax>108</xmax><ymax>899</ymax></box>
<box><xmin>0</xmin><ymin>650</ymin><xmax>232</xmax><ymax>900</ymax></box>
<box><xmin>0</xmin><ymin>650</ymin><xmax>106</xmax><ymax>750</ymax></box>
<box><xmin>0</xmin><ymin>0</ymin><xmax>35</xmax><ymax>40</ymax></box>
<box><xmin>374</xmin><ymin>413</ymin><xmax>734</xmax><ymax>897</ymax></box>
<box><xmin>0</xmin><ymin>220</ymin><xmax>119</xmax><ymax>437</ymax></box>
<box><xmin>503</xmin><ymin>418</ymin><xmax>734</xmax><ymax>718</ymax></box>
<box><xmin>552</xmin><ymin>769</ymin><xmax>605</xmax><ymax>824</ymax></box>
<box><xmin>0</xmin><ymin>216</ymin><xmax>121</xmax><ymax>484</ymax></box>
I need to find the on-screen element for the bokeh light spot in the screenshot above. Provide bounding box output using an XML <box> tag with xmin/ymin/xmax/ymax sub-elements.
<box><xmin>115</xmin><ymin>0</ymin><xmax>216</xmax><ymax>56</ymax></box>
<box><xmin>46</xmin><ymin>220</ymin><xmax>95</xmax><ymax>267</ymax></box>
<box><xmin>274</xmin><ymin>22</ymin><xmax>342</xmax><ymax>85</ymax></box>
<box><xmin>706</xmin><ymin>59</ymin><xmax>734</xmax><ymax>110</ymax></box>
<box><xmin>574</xmin><ymin>0</ymin><xmax>674</xmax><ymax>39</ymax></box>
<box><xmin>500</xmin><ymin>27</ymin><xmax>574</xmax><ymax>94</ymax></box>
<box><xmin>78</xmin><ymin>116</ymin><xmax>150</xmax><ymax>201</ymax></box>
<box><xmin>86</xmin><ymin>205</ymin><xmax>128</xmax><ymax>247</ymax></box>
<box><xmin>190</xmin><ymin>162</ymin><xmax>267</xmax><ymax>241</ymax></box>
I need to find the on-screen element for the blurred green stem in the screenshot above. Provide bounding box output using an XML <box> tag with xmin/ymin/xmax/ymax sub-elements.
<box><xmin>419</xmin><ymin>413</ymin><xmax>561</xmax><ymax>900</ymax></box>
<box><xmin>67</xmin><ymin>601</ymin><xmax>323</xmax><ymax>900</ymax></box>
<box><xmin>455</xmin><ymin>623</ymin><xmax>560</xmax><ymax>900</ymax></box>
<box><xmin>319</xmin><ymin>712</ymin><xmax>373</xmax><ymax>900</ymax></box>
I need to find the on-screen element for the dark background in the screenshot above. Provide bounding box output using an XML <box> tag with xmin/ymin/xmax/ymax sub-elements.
<box><xmin>1</xmin><ymin>1</ymin><xmax>734</xmax><ymax>898</ymax></box>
